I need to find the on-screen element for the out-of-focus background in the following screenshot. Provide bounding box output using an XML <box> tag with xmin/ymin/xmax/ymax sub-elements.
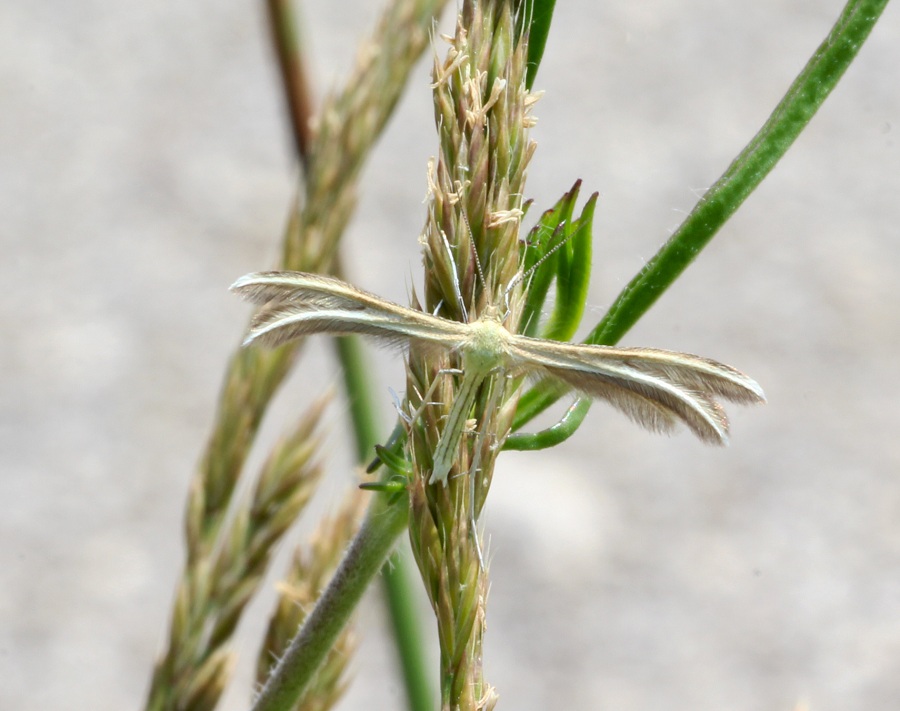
<box><xmin>3</xmin><ymin>2</ymin><xmax>899</xmax><ymax>710</ymax></box>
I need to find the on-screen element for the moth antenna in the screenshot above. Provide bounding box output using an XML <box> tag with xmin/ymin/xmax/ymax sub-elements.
<box><xmin>460</xmin><ymin>209</ymin><xmax>489</xmax><ymax>307</ymax></box>
<box><xmin>533</xmin><ymin>222</ymin><xmax>577</xmax><ymax>274</ymax></box>
<box><xmin>440</xmin><ymin>229</ymin><xmax>469</xmax><ymax>323</ymax></box>
<box><xmin>506</xmin><ymin>223</ymin><xmax>559</xmax><ymax>295</ymax></box>
<box><xmin>472</xmin><ymin>246</ymin><xmax>488</xmax><ymax>299</ymax></box>
<box><xmin>503</xmin><ymin>220</ymin><xmax>585</xmax><ymax>317</ymax></box>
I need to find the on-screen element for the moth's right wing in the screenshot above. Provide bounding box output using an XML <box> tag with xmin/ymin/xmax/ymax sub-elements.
<box><xmin>230</xmin><ymin>271</ymin><xmax>470</xmax><ymax>350</ymax></box>
<box><xmin>507</xmin><ymin>336</ymin><xmax>765</xmax><ymax>445</ymax></box>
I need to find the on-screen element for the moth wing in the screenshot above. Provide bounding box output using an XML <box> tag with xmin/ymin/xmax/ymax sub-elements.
<box><xmin>231</xmin><ymin>271</ymin><xmax>384</xmax><ymax>309</ymax></box>
<box><xmin>588</xmin><ymin>346</ymin><xmax>766</xmax><ymax>404</ymax></box>
<box><xmin>231</xmin><ymin>271</ymin><xmax>470</xmax><ymax>350</ymax></box>
<box><xmin>507</xmin><ymin>337</ymin><xmax>762</xmax><ymax>444</ymax></box>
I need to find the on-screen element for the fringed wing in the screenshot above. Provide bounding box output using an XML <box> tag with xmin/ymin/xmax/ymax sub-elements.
<box><xmin>508</xmin><ymin>336</ymin><xmax>765</xmax><ymax>444</ymax></box>
<box><xmin>230</xmin><ymin>271</ymin><xmax>469</xmax><ymax>349</ymax></box>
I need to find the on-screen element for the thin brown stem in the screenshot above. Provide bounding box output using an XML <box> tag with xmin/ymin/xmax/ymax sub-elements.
<box><xmin>266</xmin><ymin>0</ymin><xmax>315</xmax><ymax>169</ymax></box>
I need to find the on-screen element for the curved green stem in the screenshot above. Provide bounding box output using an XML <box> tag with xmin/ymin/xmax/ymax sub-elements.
<box><xmin>504</xmin><ymin>397</ymin><xmax>590</xmax><ymax>450</ymax></box>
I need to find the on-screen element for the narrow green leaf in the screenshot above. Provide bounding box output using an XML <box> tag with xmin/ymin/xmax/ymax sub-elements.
<box><xmin>371</xmin><ymin>444</ymin><xmax>413</xmax><ymax>478</ymax></box>
<box><xmin>521</xmin><ymin>0</ymin><xmax>558</xmax><ymax>90</ymax></box>
<box><xmin>366</xmin><ymin>421</ymin><xmax>407</xmax><ymax>474</ymax></box>
<box><xmin>520</xmin><ymin>181</ymin><xmax>581</xmax><ymax>337</ymax></box>
<box><xmin>541</xmin><ymin>192</ymin><xmax>597</xmax><ymax>342</ymax></box>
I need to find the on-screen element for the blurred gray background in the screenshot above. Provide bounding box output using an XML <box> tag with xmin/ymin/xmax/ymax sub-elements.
<box><xmin>3</xmin><ymin>2</ymin><xmax>899</xmax><ymax>710</ymax></box>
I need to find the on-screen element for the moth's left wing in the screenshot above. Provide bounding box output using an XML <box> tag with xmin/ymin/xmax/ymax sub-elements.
<box><xmin>232</xmin><ymin>271</ymin><xmax>381</xmax><ymax>309</ymax></box>
<box><xmin>231</xmin><ymin>271</ymin><xmax>470</xmax><ymax>350</ymax></box>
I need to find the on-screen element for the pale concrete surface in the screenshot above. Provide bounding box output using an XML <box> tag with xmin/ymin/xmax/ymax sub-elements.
<box><xmin>2</xmin><ymin>2</ymin><xmax>899</xmax><ymax>710</ymax></box>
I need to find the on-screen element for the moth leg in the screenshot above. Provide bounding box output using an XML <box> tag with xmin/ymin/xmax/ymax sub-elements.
<box><xmin>430</xmin><ymin>368</ymin><xmax>486</xmax><ymax>485</ymax></box>
<box><xmin>405</xmin><ymin>367</ymin><xmax>463</xmax><ymax>430</ymax></box>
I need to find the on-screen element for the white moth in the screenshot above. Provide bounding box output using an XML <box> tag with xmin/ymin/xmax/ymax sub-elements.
<box><xmin>231</xmin><ymin>271</ymin><xmax>765</xmax><ymax>485</ymax></box>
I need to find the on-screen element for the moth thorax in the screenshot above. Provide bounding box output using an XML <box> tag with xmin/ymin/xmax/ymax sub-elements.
<box><xmin>464</xmin><ymin>317</ymin><xmax>509</xmax><ymax>373</ymax></box>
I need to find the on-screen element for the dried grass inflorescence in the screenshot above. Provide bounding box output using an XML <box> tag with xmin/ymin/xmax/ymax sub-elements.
<box><xmin>148</xmin><ymin>397</ymin><xmax>329</xmax><ymax>711</ymax></box>
<box><xmin>283</xmin><ymin>0</ymin><xmax>451</xmax><ymax>272</ymax></box>
<box><xmin>406</xmin><ymin>2</ymin><xmax>536</xmax><ymax>708</ymax></box>
<box><xmin>146</xmin><ymin>4</ymin><xmax>447</xmax><ymax>709</ymax></box>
